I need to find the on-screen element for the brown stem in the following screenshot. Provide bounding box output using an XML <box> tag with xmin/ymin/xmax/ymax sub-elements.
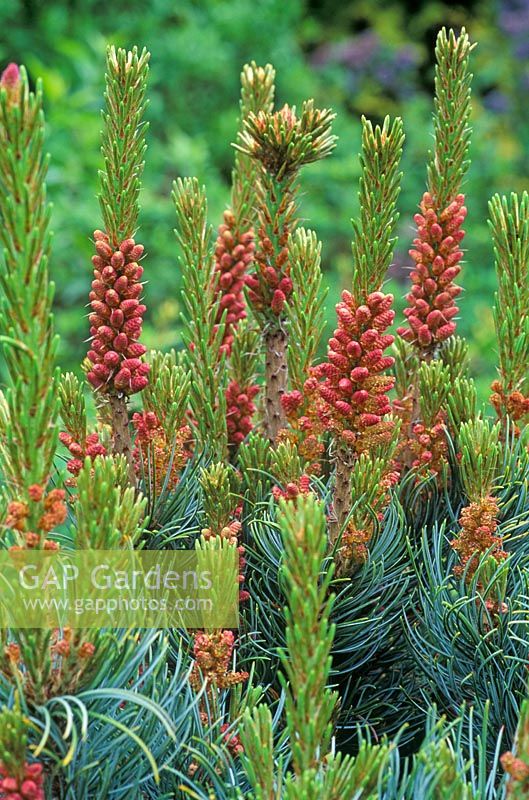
<box><xmin>330</xmin><ymin>445</ymin><xmax>354</xmax><ymax>545</ymax></box>
<box><xmin>108</xmin><ymin>392</ymin><xmax>136</xmax><ymax>488</ymax></box>
<box><xmin>264</xmin><ymin>326</ymin><xmax>288</xmax><ymax>443</ymax></box>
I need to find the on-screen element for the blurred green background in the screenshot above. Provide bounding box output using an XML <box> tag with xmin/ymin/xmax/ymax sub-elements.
<box><xmin>1</xmin><ymin>0</ymin><xmax>528</xmax><ymax>402</ymax></box>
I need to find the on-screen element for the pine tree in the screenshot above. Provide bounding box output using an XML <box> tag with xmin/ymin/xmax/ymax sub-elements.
<box><xmin>2</xmin><ymin>24</ymin><xmax>529</xmax><ymax>800</ymax></box>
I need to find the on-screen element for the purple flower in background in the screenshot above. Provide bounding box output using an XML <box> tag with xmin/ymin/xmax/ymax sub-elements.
<box><xmin>483</xmin><ymin>89</ymin><xmax>510</xmax><ymax>114</ymax></box>
<box><xmin>515</xmin><ymin>38</ymin><xmax>529</xmax><ymax>58</ymax></box>
<box><xmin>339</xmin><ymin>32</ymin><xmax>380</xmax><ymax>69</ymax></box>
<box><xmin>311</xmin><ymin>31</ymin><xmax>379</xmax><ymax>70</ymax></box>
<box><xmin>499</xmin><ymin>0</ymin><xmax>529</xmax><ymax>61</ymax></box>
<box><xmin>311</xmin><ymin>31</ymin><xmax>419</xmax><ymax>99</ymax></box>
<box><xmin>394</xmin><ymin>47</ymin><xmax>418</xmax><ymax>69</ymax></box>
<box><xmin>521</xmin><ymin>66</ymin><xmax>529</xmax><ymax>90</ymax></box>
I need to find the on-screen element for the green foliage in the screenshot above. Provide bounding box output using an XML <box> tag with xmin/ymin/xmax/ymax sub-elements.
<box><xmin>458</xmin><ymin>418</ymin><xmax>501</xmax><ymax>501</ymax></box>
<box><xmin>238</xmin><ymin>431</ymin><xmax>273</xmax><ymax>503</ymax></box>
<box><xmin>417</xmin><ymin>360</ymin><xmax>451</xmax><ymax>427</ymax></box>
<box><xmin>286</xmin><ymin>228</ymin><xmax>326</xmax><ymax>391</ymax></box>
<box><xmin>142</xmin><ymin>350</ymin><xmax>191</xmax><ymax>436</ymax></box>
<box><xmin>229</xmin><ymin>319</ymin><xmax>261</xmax><ymax>392</ymax></box>
<box><xmin>231</xmin><ymin>61</ymin><xmax>275</xmax><ymax>230</ymax></box>
<box><xmin>277</xmin><ymin>497</ymin><xmax>336</xmax><ymax>777</ymax></box>
<box><xmin>489</xmin><ymin>192</ymin><xmax>529</xmax><ymax>408</ymax></box>
<box><xmin>3</xmin><ymin>13</ymin><xmax>529</xmax><ymax>799</ymax></box>
<box><xmin>74</xmin><ymin>455</ymin><xmax>147</xmax><ymax>547</ymax></box>
<box><xmin>351</xmin><ymin>115</ymin><xmax>404</xmax><ymax>298</ymax></box>
<box><xmin>0</xmin><ymin>64</ymin><xmax>59</xmax><ymax>492</ymax></box>
<box><xmin>200</xmin><ymin>461</ymin><xmax>239</xmax><ymax>531</ymax></box>
<box><xmin>393</xmin><ymin>337</ymin><xmax>419</xmax><ymax>400</ymax></box>
<box><xmin>238</xmin><ymin>704</ymin><xmax>281</xmax><ymax>800</ymax></box>
<box><xmin>349</xmin><ymin>450</ymin><xmax>396</xmax><ymax>530</ymax></box>
<box><xmin>438</xmin><ymin>336</ymin><xmax>470</xmax><ymax>382</ymax></box>
<box><xmin>173</xmin><ymin>176</ymin><xmax>228</xmax><ymax>459</ymax></box>
<box><xmin>241</xmin><ymin>495</ymin><xmax>392</xmax><ymax>799</ymax></box>
<box><xmin>405</xmin><ymin>460</ymin><xmax>529</xmax><ymax>764</ymax></box>
<box><xmin>0</xmin><ymin>700</ymin><xmax>28</xmax><ymax>782</ymax></box>
<box><xmin>270</xmin><ymin>439</ymin><xmax>307</xmax><ymax>485</ymax></box>
<box><xmin>428</xmin><ymin>28</ymin><xmax>474</xmax><ymax>208</ymax></box>
<box><xmin>59</xmin><ymin>371</ymin><xmax>88</xmax><ymax>442</ymax></box>
<box><xmin>237</xmin><ymin>100</ymin><xmax>336</xmax><ymax>180</ymax></box>
<box><xmin>447</xmin><ymin>376</ymin><xmax>478</xmax><ymax>431</ymax></box>
<box><xmin>99</xmin><ymin>46</ymin><xmax>149</xmax><ymax>246</ymax></box>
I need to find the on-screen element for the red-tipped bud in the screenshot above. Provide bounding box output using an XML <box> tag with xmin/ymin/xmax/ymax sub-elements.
<box><xmin>338</xmin><ymin>378</ymin><xmax>353</xmax><ymax>393</ymax></box>
<box><xmin>351</xmin><ymin>366</ymin><xmax>369</xmax><ymax>382</ymax></box>
<box><xmin>114</xmin><ymin>368</ymin><xmax>131</xmax><ymax>389</ymax></box>
<box><xmin>271</xmin><ymin>289</ymin><xmax>286</xmax><ymax>314</ymax></box>
<box><xmin>1</xmin><ymin>63</ymin><xmax>21</xmax><ymax>107</ymax></box>
<box><xmin>113</xmin><ymin>333</ymin><xmax>129</xmax><ymax>352</ymax></box>
<box><xmin>351</xmin><ymin>389</ymin><xmax>369</xmax><ymax>404</ymax></box>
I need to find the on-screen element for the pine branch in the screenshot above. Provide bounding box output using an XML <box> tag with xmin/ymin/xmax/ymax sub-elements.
<box><xmin>238</xmin><ymin>431</ymin><xmax>273</xmax><ymax>503</ymax></box>
<box><xmin>447</xmin><ymin>376</ymin><xmax>478</xmax><ymax>432</ymax></box>
<box><xmin>86</xmin><ymin>47</ymin><xmax>151</xmax><ymax>483</ymax></box>
<box><xmin>313</xmin><ymin>115</ymin><xmax>402</xmax><ymax>540</ymax></box>
<box><xmin>270</xmin><ymin>439</ymin><xmax>309</xmax><ymax>494</ymax></box>
<box><xmin>142</xmin><ymin>350</ymin><xmax>191</xmax><ymax>440</ymax></box>
<box><xmin>337</xmin><ymin>439</ymin><xmax>400</xmax><ymax>574</ymax></box>
<box><xmin>279</xmin><ymin>495</ymin><xmax>336</xmax><ymax>778</ymax></box>
<box><xmin>237</xmin><ymin>704</ymin><xmax>281</xmax><ymax>800</ymax></box>
<box><xmin>428</xmin><ymin>27</ymin><xmax>474</xmax><ymax>211</ymax></box>
<box><xmin>239</xmin><ymin>100</ymin><xmax>336</xmax><ymax>441</ymax></box>
<box><xmin>458</xmin><ymin>419</ymin><xmax>501</xmax><ymax>503</ymax></box>
<box><xmin>240</xmin><ymin>495</ymin><xmax>336</xmax><ymax>794</ymax></box>
<box><xmin>232</xmin><ymin>62</ymin><xmax>275</xmax><ymax>230</ymax></box>
<box><xmin>0</xmin><ymin>63</ymin><xmax>59</xmax><ymax>500</ymax></box>
<box><xmin>58</xmin><ymin>372</ymin><xmax>88</xmax><ymax>445</ymax></box>
<box><xmin>236</xmin><ymin>100</ymin><xmax>336</xmax><ymax>181</ymax></box>
<box><xmin>99</xmin><ymin>46</ymin><xmax>150</xmax><ymax>246</ymax></box>
<box><xmin>199</xmin><ymin>462</ymin><xmax>239</xmax><ymax>532</ymax></box>
<box><xmin>240</xmin><ymin>495</ymin><xmax>391</xmax><ymax>798</ymax></box>
<box><xmin>74</xmin><ymin>456</ymin><xmax>147</xmax><ymax>548</ymax></box>
<box><xmin>398</xmin><ymin>28</ymin><xmax>473</xmax><ymax>354</ymax></box>
<box><xmin>351</xmin><ymin>115</ymin><xmax>404</xmax><ymax>298</ymax></box>
<box><xmin>489</xmin><ymin>192</ymin><xmax>529</xmax><ymax>429</ymax></box>
<box><xmin>417</xmin><ymin>361</ymin><xmax>451</xmax><ymax>429</ymax></box>
<box><xmin>286</xmin><ymin>228</ymin><xmax>327</xmax><ymax>392</ymax></box>
<box><xmin>214</xmin><ymin>63</ymin><xmax>275</xmax><ymax>354</ymax></box>
<box><xmin>173</xmin><ymin>177</ymin><xmax>228</xmax><ymax>460</ymax></box>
